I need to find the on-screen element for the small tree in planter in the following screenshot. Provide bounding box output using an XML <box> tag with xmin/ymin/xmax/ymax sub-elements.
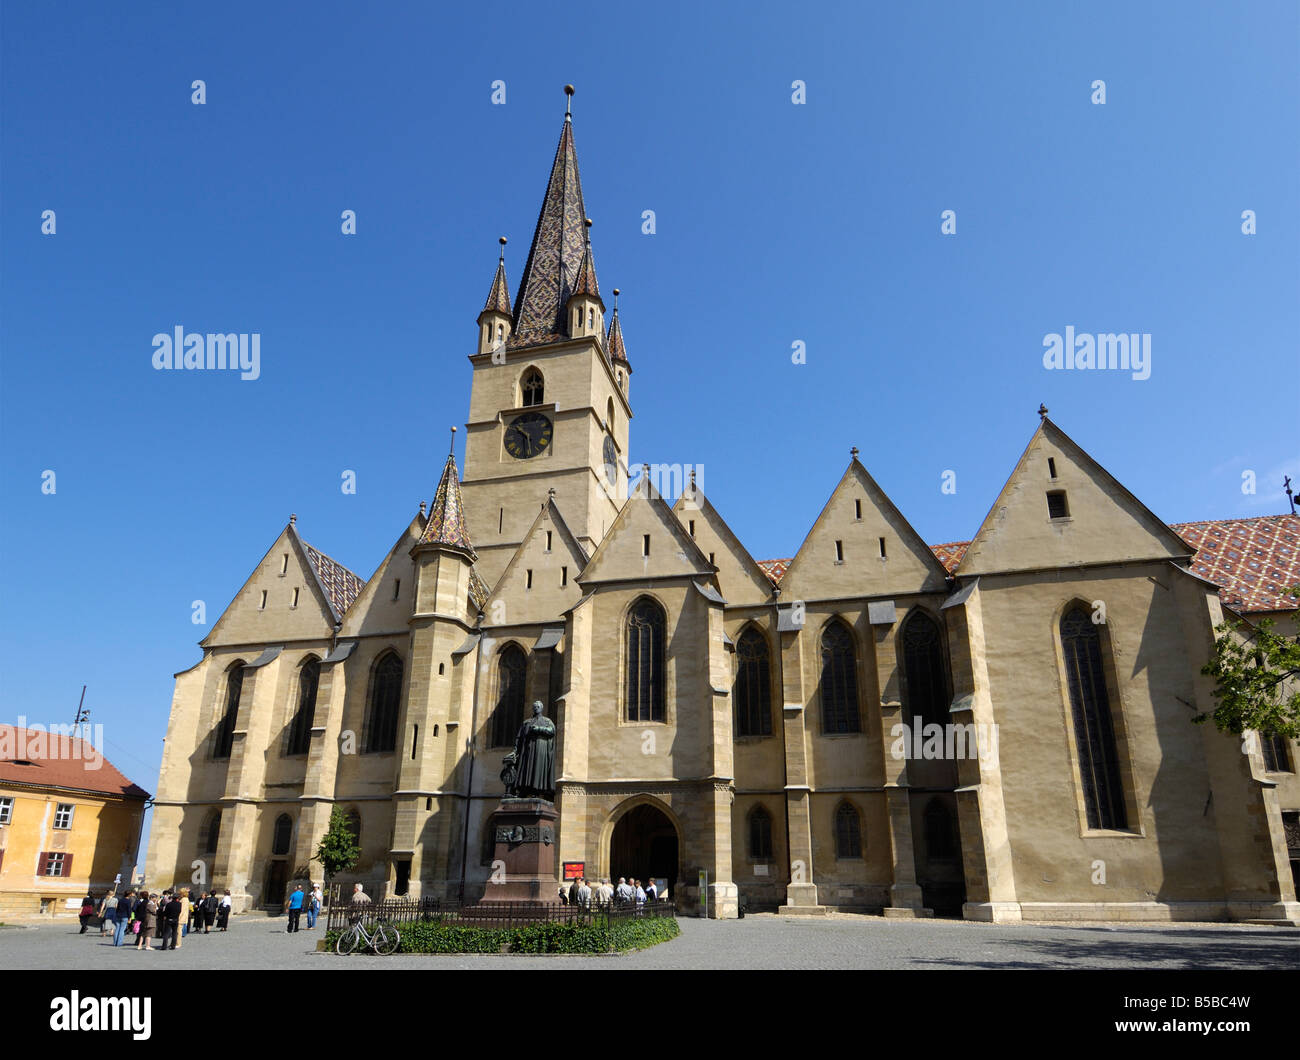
<box><xmin>313</xmin><ymin>806</ymin><xmax>362</xmax><ymax>901</ymax></box>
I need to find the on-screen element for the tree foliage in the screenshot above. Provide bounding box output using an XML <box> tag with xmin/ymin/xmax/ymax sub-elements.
<box><xmin>1199</xmin><ymin>589</ymin><xmax>1300</xmax><ymax>740</ymax></box>
<box><xmin>312</xmin><ymin>806</ymin><xmax>361</xmax><ymax>881</ymax></box>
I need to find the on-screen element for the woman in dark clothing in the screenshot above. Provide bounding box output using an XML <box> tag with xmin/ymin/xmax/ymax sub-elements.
<box><xmin>134</xmin><ymin>893</ymin><xmax>158</xmax><ymax>951</ymax></box>
<box><xmin>202</xmin><ymin>891</ymin><xmax>218</xmax><ymax>932</ymax></box>
<box><xmin>216</xmin><ymin>890</ymin><xmax>231</xmax><ymax>931</ymax></box>
<box><xmin>78</xmin><ymin>894</ymin><xmax>95</xmax><ymax>934</ymax></box>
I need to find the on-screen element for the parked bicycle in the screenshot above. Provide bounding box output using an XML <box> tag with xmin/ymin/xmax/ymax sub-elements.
<box><xmin>335</xmin><ymin>917</ymin><xmax>400</xmax><ymax>956</ymax></box>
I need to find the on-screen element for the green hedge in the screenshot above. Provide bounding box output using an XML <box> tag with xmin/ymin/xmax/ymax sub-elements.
<box><xmin>327</xmin><ymin>914</ymin><xmax>679</xmax><ymax>955</ymax></box>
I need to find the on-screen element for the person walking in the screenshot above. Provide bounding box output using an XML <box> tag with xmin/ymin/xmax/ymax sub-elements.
<box><xmin>307</xmin><ymin>884</ymin><xmax>321</xmax><ymax>929</ymax></box>
<box><xmin>202</xmin><ymin>891</ymin><xmax>218</xmax><ymax>933</ymax></box>
<box><xmin>78</xmin><ymin>893</ymin><xmax>96</xmax><ymax>934</ymax></box>
<box><xmin>286</xmin><ymin>885</ymin><xmax>304</xmax><ymax>932</ymax></box>
<box><xmin>100</xmin><ymin>892</ymin><xmax>119</xmax><ymax>938</ymax></box>
<box><xmin>134</xmin><ymin>893</ymin><xmax>158</xmax><ymax>951</ymax></box>
<box><xmin>113</xmin><ymin>891</ymin><xmax>135</xmax><ymax>947</ymax></box>
<box><xmin>217</xmin><ymin>890</ymin><xmax>232</xmax><ymax>931</ymax></box>
<box><xmin>160</xmin><ymin>892</ymin><xmax>181</xmax><ymax>950</ymax></box>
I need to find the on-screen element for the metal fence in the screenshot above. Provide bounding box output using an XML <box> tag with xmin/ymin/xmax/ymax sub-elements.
<box><xmin>326</xmin><ymin>895</ymin><xmax>676</xmax><ymax>933</ymax></box>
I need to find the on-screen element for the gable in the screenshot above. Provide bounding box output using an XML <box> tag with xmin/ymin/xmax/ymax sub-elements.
<box><xmin>201</xmin><ymin>523</ymin><xmax>341</xmax><ymax>647</ymax></box>
<box><xmin>957</xmin><ymin>419</ymin><xmax>1193</xmax><ymax>576</ymax></box>
<box><xmin>579</xmin><ymin>481</ymin><xmax>715</xmax><ymax>585</ymax></box>
<box><xmin>482</xmin><ymin>498</ymin><xmax>589</xmax><ymax>625</ymax></box>
<box><xmin>672</xmin><ymin>489</ymin><xmax>773</xmax><ymax>605</ymax></box>
<box><xmin>780</xmin><ymin>459</ymin><xmax>949</xmax><ymax>600</ymax></box>
<box><xmin>339</xmin><ymin>514</ymin><xmax>424</xmax><ymax>637</ymax></box>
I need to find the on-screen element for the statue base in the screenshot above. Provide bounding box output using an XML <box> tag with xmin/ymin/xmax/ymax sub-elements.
<box><xmin>467</xmin><ymin>798</ymin><xmax>561</xmax><ymax>910</ymax></box>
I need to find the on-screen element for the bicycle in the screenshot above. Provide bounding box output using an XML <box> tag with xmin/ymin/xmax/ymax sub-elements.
<box><xmin>335</xmin><ymin>916</ymin><xmax>400</xmax><ymax>956</ymax></box>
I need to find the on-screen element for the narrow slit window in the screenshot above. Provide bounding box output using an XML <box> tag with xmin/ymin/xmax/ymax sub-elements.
<box><xmin>854</xmin><ymin>499</ymin><xmax>862</xmax><ymax>520</ymax></box>
<box><xmin>425</xmin><ymin>797</ymin><xmax>433</xmax><ymax>810</ymax></box>
<box><xmin>878</xmin><ymin>537</ymin><xmax>887</xmax><ymax>558</ymax></box>
<box><xmin>498</xmin><ymin>508</ymin><xmax>504</xmax><ymax>534</ymax></box>
<box><xmin>643</xmin><ymin>534</ymin><xmax>651</xmax><ymax>557</ymax></box>
<box><xmin>411</xmin><ymin>724</ymin><xmax>419</xmax><ymax>760</ymax></box>
<box><xmin>545</xmin><ymin>531</ymin><xmax>553</xmax><ymax>552</ymax></box>
<box><xmin>835</xmin><ymin>540</ymin><xmax>844</xmax><ymax>562</ymax></box>
<box><xmin>259</xmin><ymin>590</ymin><xmax>268</xmax><ymax>610</ymax></box>
<box><xmin>393</xmin><ymin>579</ymin><xmax>400</xmax><ymax>600</ymax></box>
<box><xmin>1047</xmin><ymin>491</ymin><xmax>1070</xmax><ymax>519</ymax></box>
<box><xmin>291</xmin><ymin>587</ymin><xmax>300</xmax><ymax>608</ymax></box>
<box><xmin>526</xmin><ymin>569</ymin><xmax>533</xmax><ymax>589</ymax></box>
<box><xmin>281</xmin><ymin>554</ymin><xmax>289</xmax><ymax>574</ymax></box>
<box><xmin>438</xmin><ymin>663</ymin><xmax>445</xmax><ymax>676</ymax></box>
<box><xmin>1048</xmin><ymin>457</ymin><xmax>1058</xmax><ymax>479</ymax></box>
<box><xmin>689</xmin><ymin>520</ymin><xmax>695</xmax><ymax>537</ymax></box>
<box><xmin>561</xmin><ymin>566</ymin><xmax>568</xmax><ymax>586</ymax></box>
<box><xmin>709</xmin><ymin>552</ymin><xmax>715</xmax><ymax>565</ymax></box>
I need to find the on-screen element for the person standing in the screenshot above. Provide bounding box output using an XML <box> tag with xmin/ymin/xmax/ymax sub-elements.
<box><xmin>113</xmin><ymin>891</ymin><xmax>135</xmax><ymax>947</ymax></box>
<box><xmin>286</xmin><ymin>885</ymin><xmax>304</xmax><ymax>932</ymax></box>
<box><xmin>101</xmin><ymin>892</ymin><xmax>119</xmax><ymax>938</ymax></box>
<box><xmin>577</xmin><ymin>877</ymin><xmax>592</xmax><ymax>909</ymax></box>
<box><xmin>134</xmin><ymin>893</ymin><xmax>157</xmax><ymax>951</ymax></box>
<box><xmin>202</xmin><ymin>891</ymin><xmax>218</xmax><ymax>933</ymax></box>
<box><xmin>634</xmin><ymin>879</ymin><xmax>646</xmax><ymax>909</ymax></box>
<box><xmin>646</xmin><ymin>879</ymin><xmax>658</xmax><ymax>904</ymax></box>
<box><xmin>307</xmin><ymin>884</ymin><xmax>322</xmax><ymax>929</ymax></box>
<box><xmin>348</xmin><ymin>883</ymin><xmax>371</xmax><ymax>924</ymax></box>
<box><xmin>175</xmin><ymin>889</ymin><xmax>190</xmax><ymax>948</ymax></box>
<box><xmin>78</xmin><ymin>893</ymin><xmax>96</xmax><ymax>934</ymax></box>
<box><xmin>217</xmin><ymin>890</ymin><xmax>232</xmax><ymax>931</ymax></box>
<box><xmin>160</xmin><ymin>892</ymin><xmax>181</xmax><ymax>950</ymax></box>
<box><xmin>616</xmin><ymin>877</ymin><xmax>632</xmax><ymax>904</ymax></box>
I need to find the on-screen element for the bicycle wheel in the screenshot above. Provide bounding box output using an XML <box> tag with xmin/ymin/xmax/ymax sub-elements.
<box><xmin>371</xmin><ymin>923</ymin><xmax>400</xmax><ymax>955</ymax></box>
<box><xmin>336</xmin><ymin>926</ymin><xmax>360</xmax><ymax>955</ymax></box>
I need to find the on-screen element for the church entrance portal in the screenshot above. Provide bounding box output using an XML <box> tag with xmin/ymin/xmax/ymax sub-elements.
<box><xmin>609</xmin><ymin>804</ymin><xmax>679</xmax><ymax>894</ymax></box>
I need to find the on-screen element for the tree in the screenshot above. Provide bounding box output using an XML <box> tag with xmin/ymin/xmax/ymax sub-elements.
<box><xmin>1198</xmin><ymin>588</ymin><xmax>1300</xmax><ymax>741</ymax></box>
<box><xmin>312</xmin><ymin>806</ymin><xmax>361</xmax><ymax>882</ymax></box>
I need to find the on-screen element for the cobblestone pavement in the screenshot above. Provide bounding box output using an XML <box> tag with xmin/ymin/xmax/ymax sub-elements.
<box><xmin>2</xmin><ymin>913</ymin><xmax>1297</xmax><ymax>970</ymax></box>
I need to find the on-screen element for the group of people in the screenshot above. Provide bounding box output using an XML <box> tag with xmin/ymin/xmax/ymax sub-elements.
<box><xmin>79</xmin><ymin>888</ymin><xmax>232</xmax><ymax>949</ymax></box>
<box><xmin>559</xmin><ymin>875</ymin><xmax>662</xmax><ymax>908</ymax></box>
<box><xmin>282</xmin><ymin>884</ymin><xmax>323</xmax><ymax>931</ymax></box>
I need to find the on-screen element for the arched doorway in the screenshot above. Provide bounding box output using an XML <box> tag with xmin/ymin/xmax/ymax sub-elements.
<box><xmin>609</xmin><ymin>803</ymin><xmax>679</xmax><ymax>893</ymax></box>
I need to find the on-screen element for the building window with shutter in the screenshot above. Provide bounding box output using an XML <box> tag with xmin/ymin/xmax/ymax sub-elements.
<box><xmin>0</xmin><ymin>796</ymin><xmax>12</xmax><ymax>825</ymax></box>
<box><xmin>53</xmin><ymin>803</ymin><xmax>74</xmax><ymax>830</ymax></box>
<box><xmin>41</xmin><ymin>852</ymin><xmax>69</xmax><ymax>877</ymax></box>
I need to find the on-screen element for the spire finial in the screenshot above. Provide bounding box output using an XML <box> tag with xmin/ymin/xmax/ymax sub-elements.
<box><xmin>613</xmin><ymin>287</ymin><xmax>620</xmax><ymax>311</ymax></box>
<box><xmin>1285</xmin><ymin>475</ymin><xmax>1296</xmax><ymax>516</ymax></box>
<box><xmin>419</xmin><ymin>500</ymin><xmax>427</xmax><ymax>516</ymax></box>
<box><xmin>584</xmin><ymin>217</ymin><xmax>592</xmax><ymax>244</ymax></box>
<box><xmin>850</xmin><ymin>447</ymin><xmax>859</xmax><ymax>460</ymax></box>
<box><xmin>289</xmin><ymin>513</ymin><xmax>297</xmax><ymax>526</ymax></box>
<box><xmin>1038</xmin><ymin>403</ymin><xmax>1049</xmax><ymax>420</ymax></box>
<box><xmin>564</xmin><ymin>84</ymin><xmax>574</xmax><ymax>118</ymax></box>
<box><xmin>548</xmin><ymin>487</ymin><xmax>556</xmax><ymax>499</ymax></box>
<box><xmin>449</xmin><ymin>425</ymin><xmax>457</xmax><ymax>455</ymax></box>
<box><xmin>498</xmin><ymin>235</ymin><xmax>507</xmax><ymax>262</ymax></box>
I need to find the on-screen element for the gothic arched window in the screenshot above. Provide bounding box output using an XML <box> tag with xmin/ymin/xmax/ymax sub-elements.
<box><xmin>284</xmin><ymin>657</ymin><xmax>320</xmax><ymax>756</ymax></box>
<box><xmin>521</xmin><ymin>368</ymin><xmax>544</xmax><ymax>407</ymax></box>
<box><xmin>820</xmin><ymin>620</ymin><xmax>860</xmax><ymax>734</ymax></box>
<box><xmin>749</xmin><ymin>805</ymin><xmax>773</xmax><ymax>860</ymax></box>
<box><xmin>626</xmin><ymin>597</ymin><xmax>666</xmax><ymax>722</ymax></box>
<box><xmin>213</xmin><ymin>662</ymin><xmax>244</xmax><ymax>760</ymax></box>
<box><xmin>363</xmin><ymin>652</ymin><xmax>403</xmax><ymax>753</ymax></box>
<box><xmin>344</xmin><ymin>808</ymin><xmax>362</xmax><ymax>849</ymax></box>
<box><xmin>835</xmin><ymin>801</ymin><xmax>862</xmax><ymax>858</ymax></box>
<box><xmin>924</xmin><ymin>799</ymin><xmax>958</xmax><ymax>859</ymax></box>
<box><xmin>734</xmin><ymin>628</ymin><xmax>772</xmax><ymax>737</ymax></box>
<box><xmin>490</xmin><ymin>644</ymin><xmax>527</xmax><ymax>748</ymax></box>
<box><xmin>902</xmin><ymin>611</ymin><xmax>948</xmax><ymax>730</ymax></box>
<box><xmin>202</xmin><ymin>810</ymin><xmax>222</xmax><ymax>855</ymax></box>
<box><xmin>1060</xmin><ymin>607</ymin><xmax>1128</xmax><ymax>830</ymax></box>
<box><xmin>272</xmin><ymin>814</ymin><xmax>293</xmax><ymax>856</ymax></box>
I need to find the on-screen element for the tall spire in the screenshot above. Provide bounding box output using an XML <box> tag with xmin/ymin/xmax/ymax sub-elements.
<box><xmin>482</xmin><ymin>236</ymin><xmax>511</xmax><ymax>316</ymax></box>
<box><xmin>511</xmin><ymin>86</ymin><xmax>591</xmax><ymax>346</ymax></box>
<box><xmin>571</xmin><ymin>219</ymin><xmax>600</xmax><ymax>299</ymax></box>
<box><xmin>607</xmin><ymin>288</ymin><xmax>630</xmax><ymax>367</ymax></box>
<box><xmin>415</xmin><ymin>429</ymin><xmax>477</xmax><ymax>559</ymax></box>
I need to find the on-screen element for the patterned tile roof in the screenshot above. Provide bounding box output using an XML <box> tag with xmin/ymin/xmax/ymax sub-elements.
<box><xmin>417</xmin><ymin>451</ymin><xmax>477</xmax><ymax>559</ymax></box>
<box><xmin>482</xmin><ymin>258</ymin><xmax>511</xmax><ymax>316</ymax></box>
<box><xmin>572</xmin><ymin>237</ymin><xmax>600</xmax><ymax>299</ymax></box>
<box><xmin>757</xmin><ymin>515</ymin><xmax>1300</xmax><ymax>613</ymax></box>
<box><xmin>1171</xmin><ymin>514</ymin><xmax>1300</xmax><ymax>613</ymax></box>
<box><xmin>510</xmin><ymin>115</ymin><xmax>589</xmax><ymax>346</ymax></box>
<box><xmin>607</xmin><ymin>305</ymin><xmax>629</xmax><ymax>365</ymax></box>
<box><xmin>0</xmin><ymin>726</ymin><xmax>150</xmax><ymax>800</ymax></box>
<box><xmin>301</xmin><ymin>539</ymin><xmax>365</xmax><ymax>620</ymax></box>
<box><xmin>469</xmin><ymin>569</ymin><xmax>490</xmax><ymax>611</ymax></box>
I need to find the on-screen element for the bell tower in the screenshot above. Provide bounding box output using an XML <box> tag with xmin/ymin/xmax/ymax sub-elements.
<box><xmin>460</xmin><ymin>86</ymin><xmax>633</xmax><ymax>586</ymax></box>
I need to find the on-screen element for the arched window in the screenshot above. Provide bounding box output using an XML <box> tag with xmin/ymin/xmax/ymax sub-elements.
<box><xmin>364</xmin><ymin>652</ymin><xmax>403</xmax><ymax>753</ymax></box>
<box><xmin>490</xmin><ymin>644</ymin><xmax>527</xmax><ymax>748</ymax></box>
<box><xmin>626</xmin><ymin>597</ymin><xmax>666</xmax><ymax>722</ymax></box>
<box><xmin>835</xmin><ymin>802</ymin><xmax>862</xmax><ymax>858</ymax></box>
<box><xmin>748</xmin><ymin>805</ymin><xmax>773</xmax><ymax>860</ymax></box>
<box><xmin>284</xmin><ymin>657</ymin><xmax>320</xmax><ymax>756</ymax></box>
<box><xmin>1060</xmin><ymin>607</ymin><xmax>1128</xmax><ymax>830</ymax></box>
<box><xmin>272</xmin><ymin>814</ymin><xmax>293</xmax><ymax>856</ymax></box>
<box><xmin>521</xmin><ymin>368</ymin><xmax>544</xmax><ymax>407</ymax></box>
<box><xmin>213</xmin><ymin>663</ymin><xmax>244</xmax><ymax>760</ymax></box>
<box><xmin>734</xmin><ymin>628</ymin><xmax>772</xmax><ymax>737</ymax></box>
<box><xmin>344</xmin><ymin>808</ymin><xmax>362</xmax><ymax>849</ymax></box>
<box><xmin>202</xmin><ymin>810</ymin><xmax>222</xmax><ymax>855</ymax></box>
<box><xmin>901</xmin><ymin>611</ymin><xmax>948</xmax><ymax>730</ymax></box>
<box><xmin>820</xmin><ymin>620</ymin><xmax>860</xmax><ymax>734</ymax></box>
<box><xmin>924</xmin><ymin>799</ymin><xmax>958</xmax><ymax>859</ymax></box>
<box><xmin>606</xmin><ymin>398</ymin><xmax>615</xmax><ymax>432</ymax></box>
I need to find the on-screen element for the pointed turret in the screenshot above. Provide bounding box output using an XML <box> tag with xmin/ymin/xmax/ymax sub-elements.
<box><xmin>567</xmin><ymin>218</ymin><xmax>605</xmax><ymax>341</ymax></box>
<box><xmin>607</xmin><ymin>288</ymin><xmax>632</xmax><ymax>397</ymax></box>
<box><xmin>511</xmin><ymin>86</ymin><xmax>592</xmax><ymax>347</ymax></box>
<box><xmin>477</xmin><ymin>236</ymin><xmax>512</xmax><ymax>356</ymax></box>
<box><xmin>415</xmin><ymin>430</ymin><xmax>477</xmax><ymax>560</ymax></box>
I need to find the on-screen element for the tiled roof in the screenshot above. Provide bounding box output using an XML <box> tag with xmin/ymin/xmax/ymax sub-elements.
<box><xmin>416</xmin><ymin>451</ymin><xmax>477</xmax><ymax>558</ymax></box>
<box><xmin>572</xmin><ymin>239</ymin><xmax>600</xmax><ymax>299</ymax></box>
<box><xmin>755</xmin><ymin>515</ymin><xmax>1300</xmax><ymax>613</ymax></box>
<box><xmin>301</xmin><ymin>541</ymin><xmax>365</xmax><ymax>619</ymax></box>
<box><xmin>0</xmin><ymin>726</ymin><xmax>150</xmax><ymax>800</ymax></box>
<box><xmin>469</xmin><ymin>569</ymin><xmax>490</xmax><ymax>611</ymax></box>
<box><xmin>607</xmin><ymin>306</ymin><xmax>629</xmax><ymax>365</ymax></box>
<box><xmin>482</xmin><ymin>258</ymin><xmax>511</xmax><ymax>316</ymax></box>
<box><xmin>511</xmin><ymin>116</ymin><xmax>589</xmax><ymax>344</ymax></box>
<box><xmin>1171</xmin><ymin>515</ymin><xmax>1299</xmax><ymax>613</ymax></box>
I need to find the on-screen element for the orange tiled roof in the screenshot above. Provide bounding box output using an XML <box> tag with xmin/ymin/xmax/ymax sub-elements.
<box><xmin>755</xmin><ymin>515</ymin><xmax>1300</xmax><ymax>613</ymax></box>
<box><xmin>0</xmin><ymin>726</ymin><xmax>150</xmax><ymax>800</ymax></box>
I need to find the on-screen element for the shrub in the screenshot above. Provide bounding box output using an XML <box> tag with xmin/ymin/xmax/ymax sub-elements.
<box><xmin>328</xmin><ymin>914</ymin><xmax>680</xmax><ymax>955</ymax></box>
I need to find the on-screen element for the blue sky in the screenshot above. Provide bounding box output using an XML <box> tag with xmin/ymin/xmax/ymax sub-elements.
<box><xmin>2</xmin><ymin>1</ymin><xmax>1297</xmax><ymax>850</ymax></box>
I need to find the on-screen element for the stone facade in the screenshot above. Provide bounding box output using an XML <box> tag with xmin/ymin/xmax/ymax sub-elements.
<box><xmin>144</xmin><ymin>102</ymin><xmax>1300</xmax><ymax>923</ymax></box>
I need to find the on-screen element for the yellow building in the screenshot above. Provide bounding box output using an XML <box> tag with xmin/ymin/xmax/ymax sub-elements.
<box><xmin>0</xmin><ymin>726</ymin><xmax>150</xmax><ymax>919</ymax></box>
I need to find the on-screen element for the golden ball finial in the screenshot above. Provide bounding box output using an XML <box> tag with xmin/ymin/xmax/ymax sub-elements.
<box><xmin>564</xmin><ymin>84</ymin><xmax>575</xmax><ymax>96</ymax></box>
<box><xmin>499</xmin><ymin>236</ymin><xmax>507</xmax><ymax>246</ymax></box>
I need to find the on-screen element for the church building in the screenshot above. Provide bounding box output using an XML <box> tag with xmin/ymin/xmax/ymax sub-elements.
<box><xmin>145</xmin><ymin>91</ymin><xmax>1300</xmax><ymax>922</ymax></box>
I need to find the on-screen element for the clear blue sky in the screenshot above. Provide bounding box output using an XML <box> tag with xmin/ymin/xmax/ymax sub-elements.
<box><xmin>2</xmin><ymin>1</ymin><xmax>1297</xmax><ymax>851</ymax></box>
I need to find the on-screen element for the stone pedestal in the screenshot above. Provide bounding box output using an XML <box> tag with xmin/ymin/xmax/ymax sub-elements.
<box><xmin>473</xmin><ymin>798</ymin><xmax>560</xmax><ymax>905</ymax></box>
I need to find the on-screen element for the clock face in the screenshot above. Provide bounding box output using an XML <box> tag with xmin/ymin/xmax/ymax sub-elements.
<box><xmin>603</xmin><ymin>435</ymin><xmax>618</xmax><ymax>485</ymax></box>
<box><xmin>504</xmin><ymin>412</ymin><xmax>553</xmax><ymax>459</ymax></box>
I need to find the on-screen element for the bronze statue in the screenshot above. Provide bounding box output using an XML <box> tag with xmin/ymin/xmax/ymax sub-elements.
<box><xmin>501</xmin><ymin>700</ymin><xmax>556</xmax><ymax>801</ymax></box>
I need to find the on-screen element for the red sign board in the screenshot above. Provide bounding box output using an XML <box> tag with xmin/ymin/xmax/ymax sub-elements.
<box><xmin>562</xmin><ymin>861</ymin><xmax>585</xmax><ymax>881</ymax></box>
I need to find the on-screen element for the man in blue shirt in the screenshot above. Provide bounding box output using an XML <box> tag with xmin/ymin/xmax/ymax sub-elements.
<box><xmin>286</xmin><ymin>885</ymin><xmax>305</xmax><ymax>933</ymax></box>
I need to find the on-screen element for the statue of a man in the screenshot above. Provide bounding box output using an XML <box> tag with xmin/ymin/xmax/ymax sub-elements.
<box><xmin>502</xmin><ymin>700</ymin><xmax>556</xmax><ymax>802</ymax></box>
